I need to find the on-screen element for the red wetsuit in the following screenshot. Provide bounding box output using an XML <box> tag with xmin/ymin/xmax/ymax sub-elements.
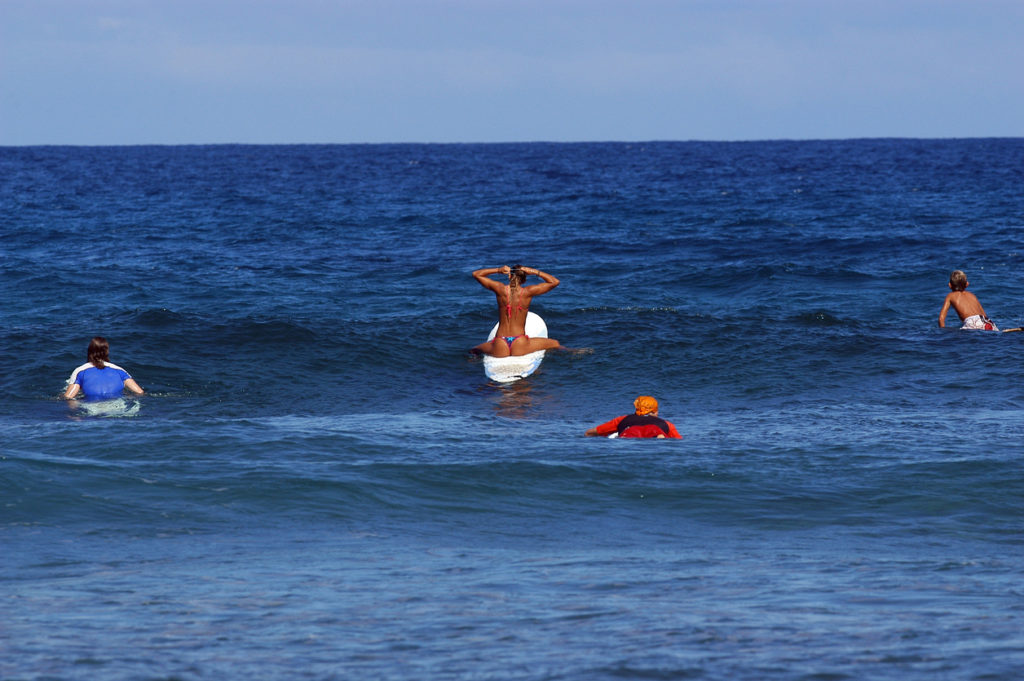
<box><xmin>592</xmin><ymin>414</ymin><xmax>682</xmax><ymax>439</ymax></box>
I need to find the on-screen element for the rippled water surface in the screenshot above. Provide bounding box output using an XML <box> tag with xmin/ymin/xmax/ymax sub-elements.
<box><xmin>3</xmin><ymin>140</ymin><xmax>1024</xmax><ymax>680</ymax></box>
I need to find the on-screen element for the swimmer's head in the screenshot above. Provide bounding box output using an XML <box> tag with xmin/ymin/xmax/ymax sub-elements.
<box><xmin>509</xmin><ymin>264</ymin><xmax>527</xmax><ymax>287</ymax></box>
<box><xmin>634</xmin><ymin>395</ymin><xmax>658</xmax><ymax>415</ymax></box>
<box><xmin>88</xmin><ymin>336</ymin><xmax>110</xmax><ymax>368</ymax></box>
<box><xmin>949</xmin><ymin>270</ymin><xmax>968</xmax><ymax>291</ymax></box>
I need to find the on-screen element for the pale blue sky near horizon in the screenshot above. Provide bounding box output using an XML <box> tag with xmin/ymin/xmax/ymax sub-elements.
<box><xmin>1</xmin><ymin>0</ymin><xmax>1022</xmax><ymax>145</ymax></box>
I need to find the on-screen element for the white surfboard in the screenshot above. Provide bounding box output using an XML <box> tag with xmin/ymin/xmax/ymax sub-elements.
<box><xmin>77</xmin><ymin>398</ymin><xmax>141</xmax><ymax>418</ymax></box>
<box><xmin>483</xmin><ymin>312</ymin><xmax>548</xmax><ymax>383</ymax></box>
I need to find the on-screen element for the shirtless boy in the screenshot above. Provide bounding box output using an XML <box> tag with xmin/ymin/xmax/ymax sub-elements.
<box><xmin>938</xmin><ymin>270</ymin><xmax>998</xmax><ymax>331</ymax></box>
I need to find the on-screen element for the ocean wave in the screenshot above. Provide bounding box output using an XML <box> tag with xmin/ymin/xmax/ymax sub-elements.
<box><xmin>5</xmin><ymin>453</ymin><xmax>1021</xmax><ymax>545</ymax></box>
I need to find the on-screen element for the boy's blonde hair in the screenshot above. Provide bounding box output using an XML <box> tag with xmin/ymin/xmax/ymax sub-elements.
<box><xmin>949</xmin><ymin>270</ymin><xmax>968</xmax><ymax>291</ymax></box>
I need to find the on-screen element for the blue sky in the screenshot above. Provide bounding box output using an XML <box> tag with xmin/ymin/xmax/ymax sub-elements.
<box><xmin>2</xmin><ymin>0</ymin><xmax>1022</xmax><ymax>144</ymax></box>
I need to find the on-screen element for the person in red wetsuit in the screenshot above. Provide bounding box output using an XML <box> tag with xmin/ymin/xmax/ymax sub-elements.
<box><xmin>584</xmin><ymin>396</ymin><xmax>682</xmax><ymax>439</ymax></box>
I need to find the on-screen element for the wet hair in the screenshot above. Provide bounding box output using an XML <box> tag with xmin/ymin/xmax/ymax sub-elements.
<box><xmin>87</xmin><ymin>336</ymin><xmax>110</xmax><ymax>369</ymax></box>
<box><xmin>509</xmin><ymin>264</ymin><xmax>527</xmax><ymax>287</ymax></box>
<box><xmin>949</xmin><ymin>270</ymin><xmax>968</xmax><ymax>292</ymax></box>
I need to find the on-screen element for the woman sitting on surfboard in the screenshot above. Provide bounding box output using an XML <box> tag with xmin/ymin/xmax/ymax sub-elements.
<box><xmin>471</xmin><ymin>265</ymin><xmax>566</xmax><ymax>357</ymax></box>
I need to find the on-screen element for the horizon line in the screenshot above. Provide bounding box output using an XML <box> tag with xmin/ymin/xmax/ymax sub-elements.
<box><xmin>2</xmin><ymin>135</ymin><xmax>1022</xmax><ymax>149</ymax></box>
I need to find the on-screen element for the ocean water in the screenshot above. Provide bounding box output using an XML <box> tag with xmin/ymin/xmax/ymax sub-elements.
<box><xmin>2</xmin><ymin>140</ymin><xmax>1024</xmax><ymax>680</ymax></box>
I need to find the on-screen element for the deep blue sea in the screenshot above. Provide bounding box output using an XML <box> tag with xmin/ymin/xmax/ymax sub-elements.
<box><xmin>3</xmin><ymin>140</ymin><xmax>1024</xmax><ymax>680</ymax></box>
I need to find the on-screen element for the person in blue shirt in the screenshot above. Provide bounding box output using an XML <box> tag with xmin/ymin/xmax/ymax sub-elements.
<box><xmin>64</xmin><ymin>337</ymin><xmax>144</xmax><ymax>400</ymax></box>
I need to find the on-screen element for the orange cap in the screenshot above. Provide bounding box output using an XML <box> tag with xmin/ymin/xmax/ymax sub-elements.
<box><xmin>634</xmin><ymin>395</ymin><xmax>658</xmax><ymax>415</ymax></box>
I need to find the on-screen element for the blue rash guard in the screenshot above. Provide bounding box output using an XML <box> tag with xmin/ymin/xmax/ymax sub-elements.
<box><xmin>72</xmin><ymin>364</ymin><xmax>132</xmax><ymax>399</ymax></box>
